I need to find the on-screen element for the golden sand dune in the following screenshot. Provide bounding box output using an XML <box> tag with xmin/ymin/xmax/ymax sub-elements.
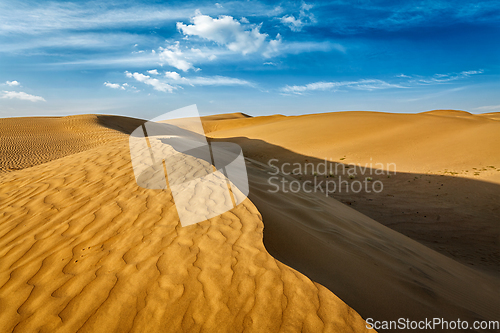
<box><xmin>205</xmin><ymin>111</ymin><xmax>500</xmax><ymax>273</ymax></box>
<box><xmin>201</xmin><ymin>112</ymin><xmax>251</xmax><ymax>121</ymax></box>
<box><xmin>207</xmin><ymin>111</ymin><xmax>500</xmax><ymax>181</ymax></box>
<box><xmin>165</xmin><ymin>113</ymin><xmax>285</xmax><ymax>137</ymax></box>
<box><xmin>477</xmin><ymin>112</ymin><xmax>500</xmax><ymax>121</ymax></box>
<box><xmin>0</xmin><ymin>115</ymin><xmax>145</xmax><ymax>173</ymax></box>
<box><xmin>0</xmin><ymin>116</ymin><xmax>370</xmax><ymax>332</ymax></box>
<box><xmin>245</xmin><ymin>162</ymin><xmax>499</xmax><ymax>327</ymax></box>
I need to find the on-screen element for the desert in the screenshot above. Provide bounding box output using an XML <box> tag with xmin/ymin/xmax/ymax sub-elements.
<box><xmin>1</xmin><ymin>0</ymin><xmax>499</xmax><ymax>331</ymax></box>
<box><xmin>0</xmin><ymin>111</ymin><xmax>498</xmax><ymax>332</ymax></box>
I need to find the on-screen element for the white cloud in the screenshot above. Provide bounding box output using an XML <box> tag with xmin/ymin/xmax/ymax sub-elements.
<box><xmin>126</xmin><ymin>70</ymin><xmax>253</xmax><ymax>91</ymax></box>
<box><xmin>190</xmin><ymin>47</ymin><xmax>217</xmax><ymax>61</ymax></box>
<box><xmin>0</xmin><ymin>3</ymin><xmax>198</xmax><ymax>35</ymax></box>
<box><xmin>0</xmin><ymin>31</ymin><xmax>158</xmax><ymax>54</ymax></box>
<box><xmin>406</xmin><ymin>69</ymin><xmax>484</xmax><ymax>84</ymax></box>
<box><xmin>280</xmin><ymin>16</ymin><xmax>303</xmax><ymax>31</ymax></box>
<box><xmin>125</xmin><ymin>71</ymin><xmax>175</xmax><ymax>92</ymax></box>
<box><xmin>1</xmin><ymin>91</ymin><xmax>45</xmax><ymax>102</ymax></box>
<box><xmin>161</xmin><ymin>71</ymin><xmax>253</xmax><ymax>87</ymax></box>
<box><xmin>279</xmin><ymin>2</ymin><xmax>316</xmax><ymax>32</ymax></box>
<box><xmin>147</xmin><ymin>69</ymin><xmax>159</xmax><ymax>75</ymax></box>
<box><xmin>165</xmin><ymin>71</ymin><xmax>182</xmax><ymax>80</ymax></box>
<box><xmin>158</xmin><ymin>42</ymin><xmax>195</xmax><ymax>72</ymax></box>
<box><xmin>177</xmin><ymin>75</ymin><xmax>253</xmax><ymax>86</ymax></box>
<box><xmin>473</xmin><ymin>104</ymin><xmax>500</xmax><ymax>112</ymax></box>
<box><xmin>281</xmin><ymin>69</ymin><xmax>485</xmax><ymax>95</ymax></box>
<box><xmin>281</xmin><ymin>41</ymin><xmax>345</xmax><ymax>54</ymax></box>
<box><xmin>5</xmin><ymin>80</ymin><xmax>20</xmax><ymax>86</ymax></box>
<box><xmin>281</xmin><ymin>79</ymin><xmax>405</xmax><ymax>95</ymax></box>
<box><xmin>460</xmin><ymin>70</ymin><xmax>483</xmax><ymax>76</ymax></box>
<box><xmin>263</xmin><ymin>33</ymin><xmax>282</xmax><ymax>58</ymax></box>
<box><xmin>104</xmin><ymin>81</ymin><xmax>125</xmax><ymax>90</ymax></box>
<box><xmin>176</xmin><ymin>13</ymin><xmax>268</xmax><ymax>55</ymax></box>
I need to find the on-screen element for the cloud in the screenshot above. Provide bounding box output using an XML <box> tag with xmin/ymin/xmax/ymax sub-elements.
<box><xmin>126</xmin><ymin>70</ymin><xmax>253</xmax><ymax>91</ymax></box>
<box><xmin>406</xmin><ymin>69</ymin><xmax>484</xmax><ymax>84</ymax></box>
<box><xmin>473</xmin><ymin>104</ymin><xmax>500</xmax><ymax>112</ymax></box>
<box><xmin>281</xmin><ymin>79</ymin><xmax>405</xmax><ymax>95</ymax></box>
<box><xmin>0</xmin><ymin>32</ymin><xmax>160</xmax><ymax>54</ymax></box>
<box><xmin>177</xmin><ymin>13</ymin><xmax>275</xmax><ymax>56</ymax></box>
<box><xmin>1</xmin><ymin>91</ymin><xmax>45</xmax><ymax>102</ymax></box>
<box><xmin>104</xmin><ymin>81</ymin><xmax>125</xmax><ymax>90</ymax></box>
<box><xmin>279</xmin><ymin>2</ymin><xmax>316</xmax><ymax>32</ymax></box>
<box><xmin>165</xmin><ymin>71</ymin><xmax>182</xmax><ymax>80</ymax></box>
<box><xmin>5</xmin><ymin>80</ymin><xmax>20</xmax><ymax>86</ymax></box>
<box><xmin>125</xmin><ymin>71</ymin><xmax>175</xmax><ymax>93</ymax></box>
<box><xmin>178</xmin><ymin>75</ymin><xmax>253</xmax><ymax>86</ymax></box>
<box><xmin>158</xmin><ymin>42</ymin><xmax>195</xmax><ymax>72</ymax></box>
<box><xmin>281</xmin><ymin>69</ymin><xmax>485</xmax><ymax>95</ymax></box>
<box><xmin>263</xmin><ymin>34</ymin><xmax>282</xmax><ymax>58</ymax></box>
<box><xmin>56</xmin><ymin>38</ymin><xmax>338</xmax><ymax>70</ymax></box>
<box><xmin>160</xmin><ymin>70</ymin><xmax>254</xmax><ymax>87</ymax></box>
<box><xmin>0</xmin><ymin>1</ymin><xmax>294</xmax><ymax>38</ymax></box>
<box><xmin>147</xmin><ymin>69</ymin><xmax>159</xmax><ymax>75</ymax></box>
<box><xmin>0</xmin><ymin>2</ymin><xmax>196</xmax><ymax>35</ymax></box>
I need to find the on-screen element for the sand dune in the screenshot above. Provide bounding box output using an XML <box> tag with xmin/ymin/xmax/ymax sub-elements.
<box><xmin>0</xmin><ymin>115</ymin><xmax>371</xmax><ymax>332</ymax></box>
<box><xmin>207</xmin><ymin>110</ymin><xmax>500</xmax><ymax>182</ymax></box>
<box><xmin>1</xmin><ymin>112</ymin><xmax>498</xmax><ymax>333</ymax></box>
<box><xmin>245</xmin><ymin>160</ymin><xmax>499</xmax><ymax>328</ymax></box>
<box><xmin>477</xmin><ymin>112</ymin><xmax>500</xmax><ymax>121</ymax></box>
<box><xmin>205</xmin><ymin>111</ymin><xmax>500</xmax><ymax>274</ymax></box>
<box><xmin>0</xmin><ymin>115</ymin><xmax>145</xmax><ymax>173</ymax></box>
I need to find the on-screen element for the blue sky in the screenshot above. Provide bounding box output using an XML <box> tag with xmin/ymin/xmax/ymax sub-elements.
<box><xmin>0</xmin><ymin>0</ymin><xmax>499</xmax><ymax>118</ymax></box>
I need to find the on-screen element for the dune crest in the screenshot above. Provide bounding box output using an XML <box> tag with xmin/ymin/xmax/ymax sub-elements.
<box><xmin>0</xmin><ymin>116</ymin><xmax>371</xmax><ymax>332</ymax></box>
<box><xmin>0</xmin><ymin>115</ymin><xmax>145</xmax><ymax>173</ymax></box>
<box><xmin>205</xmin><ymin>110</ymin><xmax>500</xmax><ymax>272</ymax></box>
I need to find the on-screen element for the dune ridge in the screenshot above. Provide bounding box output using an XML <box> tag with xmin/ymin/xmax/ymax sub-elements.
<box><xmin>0</xmin><ymin>115</ymin><xmax>371</xmax><ymax>332</ymax></box>
<box><xmin>207</xmin><ymin>111</ymin><xmax>500</xmax><ymax>181</ymax></box>
<box><xmin>244</xmin><ymin>159</ymin><xmax>499</xmax><ymax>329</ymax></box>
<box><xmin>0</xmin><ymin>115</ymin><xmax>145</xmax><ymax>173</ymax></box>
<box><xmin>2</xmin><ymin>112</ymin><xmax>499</xmax><ymax>333</ymax></box>
<box><xmin>205</xmin><ymin>111</ymin><xmax>500</xmax><ymax>273</ymax></box>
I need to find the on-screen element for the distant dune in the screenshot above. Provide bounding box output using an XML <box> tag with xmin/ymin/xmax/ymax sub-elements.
<box><xmin>0</xmin><ymin>115</ymin><xmax>145</xmax><ymax>173</ymax></box>
<box><xmin>205</xmin><ymin>111</ymin><xmax>500</xmax><ymax>274</ymax></box>
<box><xmin>0</xmin><ymin>115</ymin><xmax>370</xmax><ymax>332</ymax></box>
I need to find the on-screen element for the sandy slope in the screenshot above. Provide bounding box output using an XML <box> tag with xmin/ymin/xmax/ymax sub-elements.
<box><xmin>2</xmin><ymin>113</ymin><xmax>499</xmax><ymax>333</ymax></box>
<box><xmin>206</xmin><ymin>111</ymin><xmax>500</xmax><ymax>274</ymax></box>
<box><xmin>245</xmin><ymin>160</ymin><xmax>499</xmax><ymax>329</ymax></box>
<box><xmin>207</xmin><ymin>110</ymin><xmax>500</xmax><ymax>183</ymax></box>
<box><xmin>0</xmin><ymin>116</ymin><xmax>370</xmax><ymax>332</ymax></box>
<box><xmin>0</xmin><ymin>115</ymin><xmax>145</xmax><ymax>173</ymax></box>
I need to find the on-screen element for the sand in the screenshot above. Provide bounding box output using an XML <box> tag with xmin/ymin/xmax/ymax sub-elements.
<box><xmin>244</xmin><ymin>160</ymin><xmax>499</xmax><ymax>328</ymax></box>
<box><xmin>0</xmin><ymin>115</ymin><xmax>145</xmax><ymax>173</ymax></box>
<box><xmin>0</xmin><ymin>115</ymin><xmax>370</xmax><ymax>332</ymax></box>
<box><xmin>1</xmin><ymin>111</ymin><xmax>499</xmax><ymax>333</ymax></box>
<box><xmin>205</xmin><ymin>111</ymin><xmax>500</xmax><ymax>274</ymax></box>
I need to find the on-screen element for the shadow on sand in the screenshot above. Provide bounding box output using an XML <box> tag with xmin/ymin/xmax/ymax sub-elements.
<box><xmin>211</xmin><ymin>135</ymin><xmax>500</xmax><ymax>332</ymax></box>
